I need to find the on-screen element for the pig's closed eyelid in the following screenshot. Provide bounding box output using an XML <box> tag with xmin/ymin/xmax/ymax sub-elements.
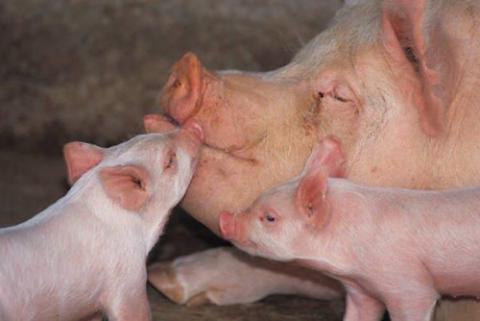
<box><xmin>316</xmin><ymin>90</ymin><xmax>350</xmax><ymax>104</ymax></box>
<box><xmin>333</xmin><ymin>94</ymin><xmax>349</xmax><ymax>103</ymax></box>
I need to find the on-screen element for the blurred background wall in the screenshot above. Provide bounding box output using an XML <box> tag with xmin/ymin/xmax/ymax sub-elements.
<box><xmin>0</xmin><ymin>0</ymin><xmax>343</xmax><ymax>153</ymax></box>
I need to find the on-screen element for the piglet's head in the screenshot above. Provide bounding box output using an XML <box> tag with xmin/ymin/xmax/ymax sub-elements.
<box><xmin>63</xmin><ymin>119</ymin><xmax>202</xmax><ymax>216</ymax></box>
<box><xmin>219</xmin><ymin>136</ymin><xmax>344</xmax><ymax>261</ymax></box>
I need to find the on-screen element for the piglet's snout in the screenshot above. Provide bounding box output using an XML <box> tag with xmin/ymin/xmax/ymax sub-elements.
<box><xmin>219</xmin><ymin>211</ymin><xmax>236</xmax><ymax>241</ymax></box>
<box><xmin>219</xmin><ymin>211</ymin><xmax>254</xmax><ymax>249</ymax></box>
<box><xmin>176</xmin><ymin>121</ymin><xmax>203</xmax><ymax>156</ymax></box>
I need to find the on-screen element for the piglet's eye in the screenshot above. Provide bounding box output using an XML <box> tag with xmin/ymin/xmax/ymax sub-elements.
<box><xmin>262</xmin><ymin>211</ymin><xmax>277</xmax><ymax>223</ymax></box>
<box><xmin>164</xmin><ymin>150</ymin><xmax>177</xmax><ymax>170</ymax></box>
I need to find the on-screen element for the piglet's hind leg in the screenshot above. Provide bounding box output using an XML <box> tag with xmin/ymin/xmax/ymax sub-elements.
<box><xmin>386</xmin><ymin>290</ymin><xmax>438</xmax><ymax>321</ymax></box>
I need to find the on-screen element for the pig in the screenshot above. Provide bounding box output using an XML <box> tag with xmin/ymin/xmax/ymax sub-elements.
<box><xmin>0</xmin><ymin>121</ymin><xmax>202</xmax><ymax>321</ymax></box>
<box><xmin>145</xmin><ymin>0</ymin><xmax>480</xmax><ymax>319</ymax></box>
<box><xmin>220</xmin><ymin>137</ymin><xmax>480</xmax><ymax>321</ymax></box>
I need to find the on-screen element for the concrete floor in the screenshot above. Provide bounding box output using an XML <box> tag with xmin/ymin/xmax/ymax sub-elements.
<box><xmin>149</xmin><ymin>288</ymin><xmax>343</xmax><ymax>321</ymax></box>
<box><xmin>0</xmin><ymin>148</ymin><xmax>344</xmax><ymax>320</ymax></box>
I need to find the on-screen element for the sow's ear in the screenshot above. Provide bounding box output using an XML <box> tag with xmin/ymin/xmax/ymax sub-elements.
<box><xmin>382</xmin><ymin>0</ymin><xmax>456</xmax><ymax>136</ymax></box>
<box><xmin>63</xmin><ymin>142</ymin><xmax>104</xmax><ymax>184</ymax></box>
<box><xmin>100</xmin><ymin>165</ymin><xmax>150</xmax><ymax>212</ymax></box>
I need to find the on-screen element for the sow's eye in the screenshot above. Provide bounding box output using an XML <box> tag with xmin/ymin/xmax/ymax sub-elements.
<box><xmin>317</xmin><ymin>90</ymin><xmax>349</xmax><ymax>103</ymax></box>
<box><xmin>164</xmin><ymin>149</ymin><xmax>177</xmax><ymax>171</ymax></box>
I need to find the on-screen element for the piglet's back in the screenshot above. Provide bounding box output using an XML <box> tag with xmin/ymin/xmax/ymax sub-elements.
<box><xmin>0</xmin><ymin>204</ymin><xmax>109</xmax><ymax>321</ymax></box>
<box><xmin>364</xmin><ymin>185</ymin><xmax>480</xmax><ymax>296</ymax></box>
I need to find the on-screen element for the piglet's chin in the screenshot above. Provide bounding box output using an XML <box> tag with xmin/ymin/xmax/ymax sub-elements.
<box><xmin>240</xmin><ymin>245</ymin><xmax>293</xmax><ymax>263</ymax></box>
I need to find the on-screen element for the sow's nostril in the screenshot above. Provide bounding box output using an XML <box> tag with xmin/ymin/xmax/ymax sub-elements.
<box><xmin>163</xmin><ymin>113</ymin><xmax>180</xmax><ymax>127</ymax></box>
<box><xmin>161</xmin><ymin>52</ymin><xmax>204</xmax><ymax>124</ymax></box>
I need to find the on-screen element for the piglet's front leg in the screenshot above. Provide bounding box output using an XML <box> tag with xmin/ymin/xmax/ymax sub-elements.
<box><xmin>343</xmin><ymin>286</ymin><xmax>384</xmax><ymax>321</ymax></box>
<box><xmin>104</xmin><ymin>284</ymin><xmax>151</xmax><ymax>321</ymax></box>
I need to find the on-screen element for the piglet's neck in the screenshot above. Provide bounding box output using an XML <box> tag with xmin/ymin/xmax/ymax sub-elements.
<box><xmin>295</xmin><ymin>178</ymin><xmax>368</xmax><ymax>275</ymax></box>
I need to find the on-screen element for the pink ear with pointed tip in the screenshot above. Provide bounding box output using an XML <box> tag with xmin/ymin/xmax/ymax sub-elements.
<box><xmin>295</xmin><ymin>167</ymin><xmax>331</xmax><ymax>230</ymax></box>
<box><xmin>63</xmin><ymin>142</ymin><xmax>104</xmax><ymax>185</ymax></box>
<box><xmin>296</xmin><ymin>136</ymin><xmax>344</xmax><ymax>228</ymax></box>
<box><xmin>100</xmin><ymin>165</ymin><xmax>150</xmax><ymax>212</ymax></box>
<box><xmin>382</xmin><ymin>0</ymin><xmax>454</xmax><ymax>136</ymax></box>
<box><xmin>303</xmin><ymin>136</ymin><xmax>345</xmax><ymax>177</ymax></box>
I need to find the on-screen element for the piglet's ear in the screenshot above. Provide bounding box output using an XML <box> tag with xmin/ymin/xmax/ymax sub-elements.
<box><xmin>63</xmin><ymin>142</ymin><xmax>104</xmax><ymax>185</ymax></box>
<box><xmin>297</xmin><ymin>136</ymin><xmax>343</xmax><ymax>227</ymax></box>
<box><xmin>100</xmin><ymin>165</ymin><xmax>150</xmax><ymax>212</ymax></box>
<box><xmin>303</xmin><ymin>136</ymin><xmax>345</xmax><ymax>178</ymax></box>
<box><xmin>296</xmin><ymin>167</ymin><xmax>330</xmax><ymax>229</ymax></box>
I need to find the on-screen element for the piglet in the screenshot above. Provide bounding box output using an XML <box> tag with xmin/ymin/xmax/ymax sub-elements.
<box><xmin>0</xmin><ymin>120</ymin><xmax>202</xmax><ymax>321</ymax></box>
<box><xmin>220</xmin><ymin>136</ymin><xmax>480</xmax><ymax>321</ymax></box>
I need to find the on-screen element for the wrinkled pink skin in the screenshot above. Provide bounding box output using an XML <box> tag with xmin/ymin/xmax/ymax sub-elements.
<box><xmin>0</xmin><ymin>123</ymin><xmax>201</xmax><ymax>321</ymax></box>
<box><xmin>221</xmin><ymin>137</ymin><xmax>480</xmax><ymax>321</ymax></box>
<box><xmin>146</xmin><ymin>0</ymin><xmax>480</xmax><ymax>319</ymax></box>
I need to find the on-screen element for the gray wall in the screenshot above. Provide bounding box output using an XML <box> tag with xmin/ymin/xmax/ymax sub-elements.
<box><xmin>0</xmin><ymin>0</ymin><xmax>343</xmax><ymax>153</ymax></box>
